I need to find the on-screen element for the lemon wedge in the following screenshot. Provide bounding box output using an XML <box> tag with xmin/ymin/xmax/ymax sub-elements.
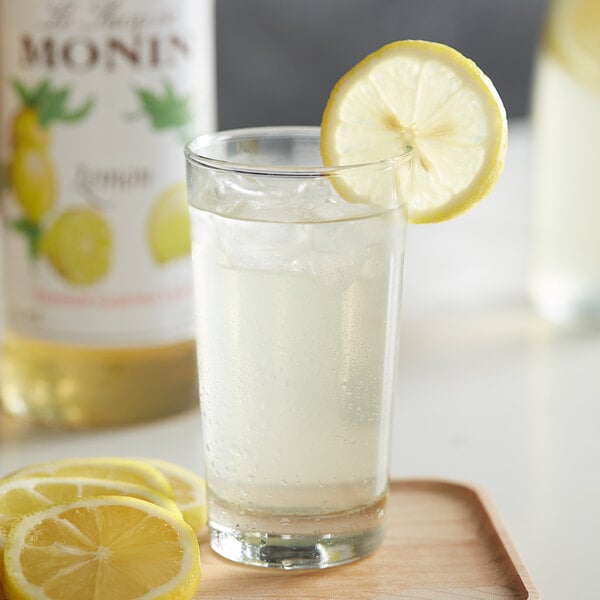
<box><xmin>4</xmin><ymin>457</ymin><xmax>173</xmax><ymax>500</ymax></box>
<box><xmin>2</xmin><ymin>496</ymin><xmax>200</xmax><ymax>600</ymax></box>
<box><xmin>145</xmin><ymin>459</ymin><xmax>207</xmax><ymax>534</ymax></box>
<box><xmin>321</xmin><ymin>40</ymin><xmax>507</xmax><ymax>223</ymax></box>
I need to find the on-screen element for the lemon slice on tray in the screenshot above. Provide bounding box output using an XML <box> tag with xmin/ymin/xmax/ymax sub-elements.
<box><xmin>321</xmin><ymin>40</ymin><xmax>507</xmax><ymax>223</ymax></box>
<box><xmin>0</xmin><ymin>476</ymin><xmax>180</xmax><ymax>556</ymax></box>
<box><xmin>4</xmin><ymin>457</ymin><xmax>173</xmax><ymax>499</ymax></box>
<box><xmin>146</xmin><ymin>459</ymin><xmax>207</xmax><ymax>534</ymax></box>
<box><xmin>2</xmin><ymin>496</ymin><xmax>200</xmax><ymax>600</ymax></box>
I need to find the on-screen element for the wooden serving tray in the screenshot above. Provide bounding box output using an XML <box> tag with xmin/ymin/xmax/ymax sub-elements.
<box><xmin>194</xmin><ymin>479</ymin><xmax>539</xmax><ymax>599</ymax></box>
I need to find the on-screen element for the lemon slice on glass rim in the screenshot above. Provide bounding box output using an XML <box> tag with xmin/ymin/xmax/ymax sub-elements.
<box><xmin>320</xmin><ymin>40</ymin><xmax>507</xmax><ymax>223</ymax></box>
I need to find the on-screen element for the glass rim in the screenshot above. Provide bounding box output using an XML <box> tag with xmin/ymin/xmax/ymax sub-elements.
<box><xmin>184</xmin><ymin>125</ymin><xmax>412</xmax><ymax>176</ymax></box>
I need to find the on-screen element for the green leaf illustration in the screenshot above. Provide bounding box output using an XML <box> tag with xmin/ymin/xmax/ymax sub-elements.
<box><xmin>132</xmin><ymin>80</ymin><xmax>193</xmax><ymax>138</ymax></box>
<box><xmin>11</xmin><ymin>217</ymin><xmax>43</xmax><ymax>258</ymax></box>
<box><xmin>37</xmin><ymin>87</ymin><xmax>69</xmax><ymax>126</ymax></box>
<box><xmin>31</xmin><ymin>79</ymin><xmax>51</xmax><ymax>107</ymax></box>
<box><xmin>12</xmin><ymin>78</ymin><xmax>95</xmax><ymax>127</ymax></box>
<box><xmin>12</xmin><ymin>79</ymin><xmax>32</xmax><ymax>106</ymax></box>
<box><xmin>59</xmin><ymin>97</ymin><xmax>95</xmax><ymax>122</ymax></box>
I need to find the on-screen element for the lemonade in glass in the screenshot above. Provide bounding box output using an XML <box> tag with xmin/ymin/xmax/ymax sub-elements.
<box><xmin>187</xmin><ymin>127</ymin><xmax>408</xmax><ymax>568</ymax></box>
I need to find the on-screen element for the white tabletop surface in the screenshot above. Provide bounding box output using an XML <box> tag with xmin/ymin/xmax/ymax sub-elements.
<box><xmin>1</xmin><ymin>119</ymin><xmax>598</xmax><ymax>599</ymax></box>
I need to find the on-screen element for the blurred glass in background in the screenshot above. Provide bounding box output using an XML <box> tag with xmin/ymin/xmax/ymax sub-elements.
<box><xmin>216</xmin><ymin>0</ymin><xmax>546</xmax><ymax>126</ymax></box>
<box><xmin>531</xmin><ymin>0</ymin><xmax>600</xmax><ymax>322</ymax></box>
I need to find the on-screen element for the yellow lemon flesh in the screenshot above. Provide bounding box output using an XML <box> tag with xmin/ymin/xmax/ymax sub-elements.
<box><xmin>2</xmin><ymin>496</ymin><xmax>200</xmax><ymax>600</ymax></box>
<box><xmin>41</xmin><ymin>208</ymin><xmax>111</xmax><ymax>285</ymax></box>
<box><xmin>4</xmin><ymin>457</ymin><xmax>173</xmax><ymax>499</ymax></box>
<box><xmin>146</xmin><ymin>459</ymin><xmax>207</xmax><ymax>534</ymax></box>
<box><xmin>147</xmin><ymin>182</ymin><xmax>191</xmax><ymax>264</ymax></box>
<box><xmin>320</xmin><ymin>40</ymin><xmax>507</xmax><ymax>223</ymax></box>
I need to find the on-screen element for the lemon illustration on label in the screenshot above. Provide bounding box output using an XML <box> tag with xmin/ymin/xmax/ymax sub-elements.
<box><xmin>8</xmin><ymin>79</ymin><xmax>94</xmax><ymax>256</ymax></box>
<box><xmin>41</xmin><ymin>208</ymin><xmax>112</xmax><ymax>285</ymax></box>
<box><xmin>10</xmin><ymin>106</ymin><xmax>55</xmax><ymax>226</ymax></box>
<box><xmin>10</xmin><ymin>144</ymin><xmax>56</xmax><ymax>224</ymax></box>
<box><xmin>11</xmin><ymin>107</ymin><xmax>50</xmax><ymax>149</ymax></box>
<box><xmin>147</xmin><ymin>181</ymin><xmax>191</xmax><ymax>264</ymax></box>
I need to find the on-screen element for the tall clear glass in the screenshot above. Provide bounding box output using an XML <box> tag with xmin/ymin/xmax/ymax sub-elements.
<box><xmin>531</xmin><ymin>0</ymin><xmax>600</xmax><ymax>322</ymax></box>
<box><xmin>185</xmin><ymin>127</ymin><xmax>409</xmax><ymax>569</ymax></box>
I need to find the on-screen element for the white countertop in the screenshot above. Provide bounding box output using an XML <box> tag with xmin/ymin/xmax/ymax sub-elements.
<box><xmin>1</xmin><ymin>119</ymin><xmax>597</xmax><ymax>599</ymax></box>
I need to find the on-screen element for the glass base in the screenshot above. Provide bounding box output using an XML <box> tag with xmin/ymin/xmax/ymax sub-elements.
<box><xmin>209</xmin><ymin>521</ymin><xmax>384</xmax><ymax>569</ymax></box>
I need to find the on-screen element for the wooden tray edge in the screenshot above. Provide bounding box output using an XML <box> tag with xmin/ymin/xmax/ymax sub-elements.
<box><xmin>392</xmin><ymin>478</ymin><xmax>540</xmax><ymax>599</ymax></box>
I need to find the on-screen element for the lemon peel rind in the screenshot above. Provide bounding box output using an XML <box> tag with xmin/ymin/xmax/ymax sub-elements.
<box><xmin>321</xmin><ymin>39</ymin><xmax>507</xmax><ymax>224</ymax></box>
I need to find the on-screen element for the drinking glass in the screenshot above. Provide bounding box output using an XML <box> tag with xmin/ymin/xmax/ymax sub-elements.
<box><xmin>531</xmin><ymin>0</ymin><xmax>600</xmax><ymax>321</ymax></box>
<box><xmin>185</xmin><ymin>127</ymin><xmax>410</xmax><ymax>569</ymax></box>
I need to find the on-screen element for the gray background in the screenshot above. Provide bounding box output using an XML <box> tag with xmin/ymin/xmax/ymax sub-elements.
<box><xmin>216</xmin><ymin>0</ymin><xmax>548</xmax><ymax>128</ymax></box>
